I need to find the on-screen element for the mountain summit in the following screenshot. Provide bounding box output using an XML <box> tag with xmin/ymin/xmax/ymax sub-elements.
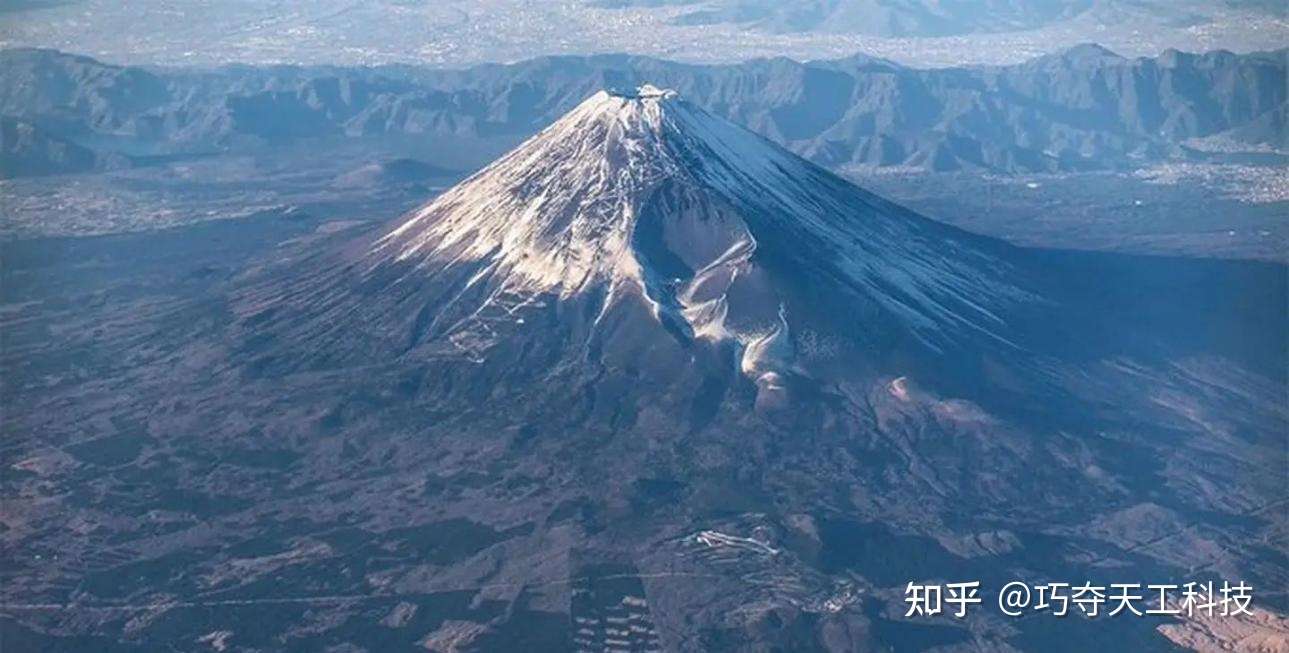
<box><xmin>378</xmin><ymin>84</ymin><xmax>1024</xmax><ymax>317</ymax></box>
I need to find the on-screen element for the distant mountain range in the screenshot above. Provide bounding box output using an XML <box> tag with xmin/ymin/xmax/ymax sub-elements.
<box><xmin>0</xmin><ymin>45</ymin><xmax>1283</xmax><ymax>177</ymax></box>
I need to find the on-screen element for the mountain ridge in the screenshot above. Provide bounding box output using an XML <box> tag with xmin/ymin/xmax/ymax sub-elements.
<box><xmin>1</xmin><ymin>45</ymin><xmax>1283</xmax><ymax>175</ymax></box>
<box><xmin>0</xmin><ymin>115</ymin><xmax>127</xmax><ymax>177</ymax></box>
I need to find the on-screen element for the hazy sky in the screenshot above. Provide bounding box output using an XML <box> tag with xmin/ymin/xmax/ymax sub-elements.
<box><xmin>1</xmin><ymin>0</ymin><xmax>1285</xmax><ymax>68</ymax></box>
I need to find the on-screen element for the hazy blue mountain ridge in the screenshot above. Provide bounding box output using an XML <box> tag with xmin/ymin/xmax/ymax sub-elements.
<box><xmin>0</xmin><ymin>45</ymin><xmax>1283</xmax><ymax>176</ymax></box>
<box><xmin>0</xmin><ymin>116</ymin><xmax>127</xmax><ymax>177</ymax></box>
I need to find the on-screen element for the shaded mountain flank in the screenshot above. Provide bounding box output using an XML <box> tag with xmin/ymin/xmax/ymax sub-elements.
<box><xmin>0</xmin><ymin>116</ymin><xmax>127</xmax><ymax>178</ymax></box>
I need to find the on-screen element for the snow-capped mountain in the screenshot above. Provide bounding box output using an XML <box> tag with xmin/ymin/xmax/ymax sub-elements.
<box><xmin>239</xmin><ymin>86</ymin><xmax>1052</xmax><ymax>408</ymax></box>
